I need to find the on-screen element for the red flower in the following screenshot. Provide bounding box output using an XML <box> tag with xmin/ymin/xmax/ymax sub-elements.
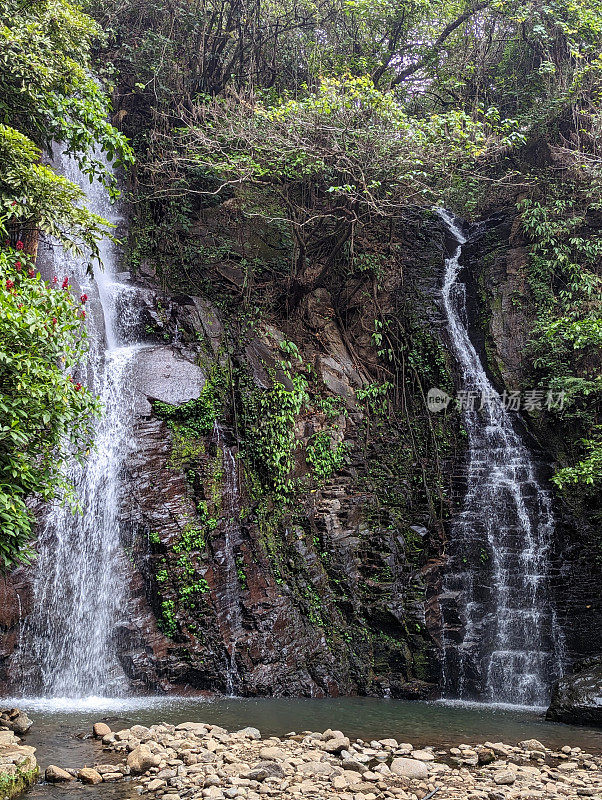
<box><xmin>52</xmin><ymin>276</ymin><xmax>58</xmax><ymax>285</ymax></box>
<box><xmin>11</xmin><ymin>201</ymin><xmax>16</xmax><ymax>207</ymax></box>
<box><xmin>80</xmin><ymin>310</ymin><xmax>86</xmax><ymax>320</ymax></box>
<box><xmin>75</xmin><ymin>382</ymin><xmax>82</xmax><ymax>391</ymax></box>
<box><xmin>80</xmin><ymin>293</ymin><xmax>88</xmax><ymax>303</ymax></box>
<box><xmin>52</xmin><ymin>317</ymin><xmax>57</xmax><ymax>326</ymax></box>
<box><xmin>15</xmin><ymin>241</ymin><xmax>23</xmax><ymax>251</ymax></box>
<box><xmin>6</xmin><ymin>279</ymin><xmax>14</xmax><ymax>289</ymax></box>
<box><xmin>15</xmin><ymin>261</ymin><xmax>21</xmax><ymax>272</ymax></box>
<box><xmin>61</xmin><ymin>276</ymin><xmax>69</xmax><ymax>289</ymax></box>
<box><xmin>28</xmin><ymin>269</ymin><xmax>34</xmax><ymax>278</ymax></box>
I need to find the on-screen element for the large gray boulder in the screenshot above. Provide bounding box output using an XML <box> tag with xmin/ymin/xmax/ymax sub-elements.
<box><xmin>547</xmin><ymin>657</ymin><xmax>602</xmax><ymax>725</ymax></box>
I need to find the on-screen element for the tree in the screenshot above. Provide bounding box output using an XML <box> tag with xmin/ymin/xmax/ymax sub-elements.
<box><xmin>0</xmin><ymin>0</ymin><xmax>134</xmax><ymax>565</ymax></box>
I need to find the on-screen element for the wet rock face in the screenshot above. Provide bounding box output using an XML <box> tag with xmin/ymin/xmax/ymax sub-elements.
<box><xmin>110</xmin><ymin>212</ymin><xmax>456</xmax><ymax>697</ymax></box>
<box><xmin>547</xmin><ymin>658</ymin><xmax>602</xmax><ymax>725</ymax></box>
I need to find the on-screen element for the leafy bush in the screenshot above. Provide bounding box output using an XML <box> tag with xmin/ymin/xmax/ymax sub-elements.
<box><xmin>0</xmin><ymin>245</ymin><xmax>98</xmax><ymax>567</ymax></box>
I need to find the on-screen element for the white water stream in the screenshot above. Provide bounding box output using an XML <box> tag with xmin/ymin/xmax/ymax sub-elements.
<box><xmin>436</xmin><ymin>209</ymin><xmax>563</xmax><ymax>707</ymax></box>
<box><xmin>18</xmin><ymin>151</ymin><xmax>141</xmax><ymax>698</ymax></box>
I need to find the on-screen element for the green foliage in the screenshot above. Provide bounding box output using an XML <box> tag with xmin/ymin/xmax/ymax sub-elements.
<box><xmin>518</xmin><ymin>194</ymin><xmax>602</xmax><ymax>489</ymax></box>
<box><xmin>241</xmin><ymin>375</ymin><xmax>309</xmax><ymax>496</ymax></box>
<box><xmin>356</xmin><ymin>381</ymin><xmax>392</xmax><ymax>417</ymax></box>
<box><xmin>172</xmin><ymin>525</ymin><xmax>206</xmax><ymax>554</ymax></box>
<box><xmin>553</xmin><ymin>430</ymin><xmax>602</xmax><ymax>490</ymax></box>
<box><xmin>0</xmin><ymin>0</ymin><xmax>132</xmax><ymax>183</ymax></box>
<box><xmin>0</xmin><ymin>245</ymin><xmax>98</xmax><ymax>567</ymax></box>
<box><xmin>159</xmin><ymin>599</ymin><xmax>177</xmax><ymax>636</ymax></box>
<box><xmin>306</xmin><ymin>431</ymin><xmax>346</xmax><ymax>482</ymax></box>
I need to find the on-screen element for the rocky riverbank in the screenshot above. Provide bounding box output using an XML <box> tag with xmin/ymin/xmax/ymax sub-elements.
<box><xmin>43</xmin><ymin>720</ymin><xmax>602</xmax><ymax>799</ymax></box>
<box><xmin>0</xmin><ymin>718</ymin><xmax>37</xmax><ymax>800</ymax></box>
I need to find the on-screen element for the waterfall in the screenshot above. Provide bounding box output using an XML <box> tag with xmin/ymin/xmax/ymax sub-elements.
<box><xmin>18</xmin><ymin>149</ymin><xmax>140</xmax><ymax>698</ymax></box>
<box><xmin>436</xmin><ymin>209</ymin><xmax>563</xmax><ymax>707</ymax></box>
<box><xmin>213</xmin><ymin>423</ymin><xmax>243</xmax><ymax>695</ymax></box>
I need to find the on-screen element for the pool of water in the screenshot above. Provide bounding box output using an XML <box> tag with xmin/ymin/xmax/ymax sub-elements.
<box><xmin>9</xmin><ymin>696</ymin><xmax>602</xmax><ymax>798</ymax></box>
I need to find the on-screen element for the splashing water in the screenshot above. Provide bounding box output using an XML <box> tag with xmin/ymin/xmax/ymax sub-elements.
<box><xmin>436</xmin><ymin>209</ymin><xmax>563</xmax><ymax>707</ymax></box>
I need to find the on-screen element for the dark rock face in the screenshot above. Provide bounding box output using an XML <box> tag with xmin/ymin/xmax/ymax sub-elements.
<box><xmin>104</xmin><ymin>210</ymin><xmax>461</xmax><ymax>697</ymax></box>
<box><xmin>547</xmin><ymin>658</ymin><xmax>602</xmax><ymax>725</ymax></box>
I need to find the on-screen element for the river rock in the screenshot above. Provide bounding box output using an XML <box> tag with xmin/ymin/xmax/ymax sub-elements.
<box><xmin>237</xmin><ymin>727</ymin><xmax>261</xmax><ymax>739</ymax></box>
<box><xmin>127</xmin><ymin>743</ymin><xmax>161</xmax><ymax>773</ymax></box>
<box><xmin>494</xmin><ymin>769</ymin><xmax>516</xmax><ymax>785</ymax></box>
<box><xmin>390</xmin><ymin>757</ymin><xmax>429</xmax><ymax>779</ymax></box>
<box><xmin>0</xmin><ymin>743</ymin><xmax>37</xmax><ymax>798</ymax></box>
<box><xmin>46</xmin><ymin>764</ymin><xmax>74</xmax><ymax>782</ymax></box>
<box><xmin>93</xmin><ymin>722</ymin><xmax>112</xmax><ymax>738</ymax></box>
<box><xmin>519</xmin><ymin>739</ymin><xmax>546</xmax><ymax>753</ymax></box>
<box><xmin>478</xmin><ymin>747</ymin><xmax>496</xmax><ymax>764</ymax></box>
<box><xmin>78</xmin><ymin>767</ymin><xmax>103</xmax><ymax>784</ymax></box>
<box><xmin>322</xmin><ymin>736</ymin><xmax>350</xmax><ymax>754</ymax></box>
<box><xmin>0</xmin><ymin>708</ymin><xmax>33</xmax><ymax>735</ymax></box>
<box><xmin>258</xmin><ymin>746</ymin><xmax>287</xmax><ymax>761</ymax></box>
<box><xmin>411</xmin><ymin>749</ymin><xmax>435</xmax><ymax>761</ymax></box>
<box><xmin>247</xmin><ymin>761</ymin><xmax>284</xmax><ymax>781</ymax></box>
<box><xmin>297</xmin><ymin>761</ymin><xmax>339</xmax><ymax>778</ymax></box>
<box><xmin>102</xmin><ymin>772</ymin><xmax>124</xmax><ymax>781</ymax></box>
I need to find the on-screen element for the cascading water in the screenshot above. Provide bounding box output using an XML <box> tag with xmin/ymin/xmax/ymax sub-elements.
<box><xmin>436</xmin><ymin>209</ymin><xmax>562</xmax><ymax>707</ymax></box>
<box><xmin>18</xmin><ymin>149</ymin><xmax>141</xmax><ymax>698</ymax></box>
<box><xmin>213</xmin><ymin>423</ymin><xmax>243</xmax><ymax>695</ymax></box>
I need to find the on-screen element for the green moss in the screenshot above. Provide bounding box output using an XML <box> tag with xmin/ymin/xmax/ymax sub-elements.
<box><xmin>0</xmin><ymin>765</ymin><xmax>38</xmax><ymax>799</ymax></box>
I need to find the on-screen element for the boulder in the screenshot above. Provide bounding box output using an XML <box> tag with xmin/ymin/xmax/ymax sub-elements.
<box><xmin>127</xmin><ymin>743</ymin><xmax>161</xmax><ymax>774</ymax></box>
<box><xmin>0</xmin><ymin>708</ymin><xmax>32</xmax><ymax>735</ymax></box>
<box><xmin>92</xmin><ymin>722</ymin><xmax>111</xmax><ymax>738</ymax></box>
<box><xmin>45</xmin><ymin>765</ymin><xmax>74</xmax><ymax>782</ymax></box>
<box><xmin>390</xmin><ymin>757</ymin><xmax>429</xmax><ymax>779</ymax></box>
<box><xmin>547</xmin><ymin>658</ymin><xmax>602</xmax><ymax>725</ymax></box>
<box><xmin>78</xmin><ymin>768</ymin><xmax>103</xmax><ymax>784</ymax></box>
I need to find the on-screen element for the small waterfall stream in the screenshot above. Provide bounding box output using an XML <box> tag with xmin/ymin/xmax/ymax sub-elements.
<box><xmin>18</xmin><ymin>150</ymin><xmax>141</xmax><ymax>698</ymax></box>
<box><xmin>213</xmin><ymin>423</ymin><xmax>243</xmax><ymax>695</ymax></box>
<box><xmin>436</xmin><ymin>209</ymin><xmax>562</xmax><ymax>707</ymax></box>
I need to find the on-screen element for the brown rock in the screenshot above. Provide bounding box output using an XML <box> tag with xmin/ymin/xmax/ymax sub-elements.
<box><xmin>478</xmin><ymin>748</ymin><xmax>496</xmax><ymax>765</ymax></box>
<box><xmin>127</xmin><ymin>743</ymin><xmax>161</xmax><ymax>774</ymax></box>
<box><xmin>45</xmin><ymin>765</ymin><xmax>74</xmax><ymax>782</ymax></box>
<box><xmin>92</xmin><ymin>722</ymin><xmax>111</xmax><ymax>738</ymax></box>
<box><xmin>78</xmin><ymin>768</ymin><xmax>102</xmax><ymax>784</ymax></box>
